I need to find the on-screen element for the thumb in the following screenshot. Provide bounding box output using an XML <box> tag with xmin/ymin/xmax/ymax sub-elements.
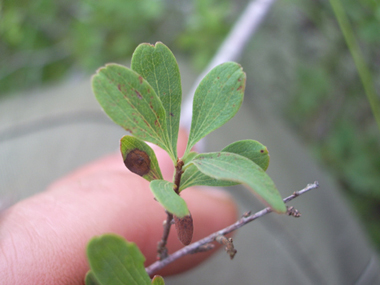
<box><xmin>0</xmin><ymin>130</ymin><xmax>238</xmax><ymax>284</ymax></box>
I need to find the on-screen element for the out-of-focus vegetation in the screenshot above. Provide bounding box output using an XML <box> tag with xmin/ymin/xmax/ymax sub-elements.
<box><xmin>0</xmin><ymin>0</ymin><xmax>237</xmax><ymax>96</ymax></box>
<box><xmin>1</xmin><ymin>0</ymin><xmax>379</xmax><ymax>250</ymax></box>
<box><xmin>288</xmin><ymin>0</ymin><xmax>380</xmax><ymax>250</ymax></box>
<box><xmin>244</xmin><ymin>0</ymin><xmax>380</xmax><ymax>250</ymax></box>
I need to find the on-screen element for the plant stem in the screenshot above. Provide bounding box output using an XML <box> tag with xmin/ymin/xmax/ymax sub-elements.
<box><xmin>146</xmin><ymin>181</ymin><xmax>319</xmax><ymax>275</ymax></box>
<box><xmin>156</xmin><ymin>160</ymin><xmax>184</xmax><ymax>259</ymax></box>
<box><xmin>329</xmin><ymin>0</ymin><xmax>380</xmax><ymax>133</ymax></box>
<box><xmin>156</xmin><ymin>212</ymin><xmax>173</xmax><ymax>260</ymax></box>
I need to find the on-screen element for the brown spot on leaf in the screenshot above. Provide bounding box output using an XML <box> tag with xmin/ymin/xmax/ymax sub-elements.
<box><xmin>117</xmin><ymin>84</ymin><xmax>121</xmax><ymax>91</ymax></box>
<box><xmin>237</xmin><ymin>86</ymin><xmax>243</xmax><ymax>91</ymax></box>
<box><xmin>138</xmin><ymin>76</ymin><xmax>143</xmax><ymax>84</ymax></box>
<box><xmin>260</xmin><ymin>149</ymin><xmax>265</xmax><ymax>153</ymax></box>
<box><xmin>124</xmin><ymin>149</ymin><xmax>151</xmax><ymax>176</ymax></box>
<box><xmin>170</xmin><ymin>112</ymin><xmax>174</xmax><ymax>117</ymax></box>
<box><xmin>135</xmin><ymin>90</ymin><xmax>142</xmax><ymax>99</ymax></box>
<box><xmin>174</xmin><ymin>214</ymin><xmax>193</xmax><ymax>245</ymax></box>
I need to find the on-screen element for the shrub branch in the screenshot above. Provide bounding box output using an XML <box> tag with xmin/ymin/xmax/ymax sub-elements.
<box><xmin>146</xmin><ymin>181</ymin><xmax>319</xmax><ymax>275</ymax></box>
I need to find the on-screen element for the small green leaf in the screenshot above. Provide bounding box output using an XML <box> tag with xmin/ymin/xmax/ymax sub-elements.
<box><xmin>92</xmin><ymin>64</ymin><xmax>174</xmax><ymax>159</ymax></box>
<box><xmin>120</xmin><ymin>135</ymin><xmax>163</xmax><ymax>181</ymax></box>
<box><xmin>87</xmin><ymin>234</ymin><xmax>151</xmax><ymax>285</ymax></box>
<box><xmin>191</xmin><ymin>152</ymin><xmax>286</xmax><ymax>213</ymax></box>
<box><xmin>222</xmin><ymin>140</ymin><xmax>270</xmax><ymax>171</ymax></box>
<box><xmin>151</xmin><ymin>275</ymin><xmax>165</xmax><ymax>285</ymax></box>
<box><xmin>149</xmin><ymin>180</ymin><xmax>190</xmax><ymax>217</ymax></box>
<box><xmin>131</xmin><ymin>42</ymin><xmax>182</xmax><ymax>160</ymax></box>
<box><xmin>185</xmin><ymin>62</ymin><xmax>246</xmax><ymax>154</ymax></box>
<box><xmin>181</xmin><ymin>151</ymin><xmax>198</xmax><ymax>165</ymax></box>
<box><xmin>85</xmin><ymin>271</ymin><xmax>100</xmax><ymax>285</ymax></box>
<box><xmin>179</xmin><ymin>164</ymin><xmax>237</xmax><ymax>191</ymax></box>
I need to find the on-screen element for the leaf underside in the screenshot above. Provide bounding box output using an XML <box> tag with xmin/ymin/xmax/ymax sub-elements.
<box><xmin>120</xmin><ymin>135</ymin><xmax>163</xmax><ymax>181</ymax></box>
<box><xmin>87</xmin><ymin>234</ymin><xmax>151</xmax><ymax>285</ymax></box>
<box><xmin>150</xmin><ymin>180</ymin><xmax>190</xmax><ymax>217</ymax></box>
<box><xmin>191</xmin><ymin>152</ymin><xmax>286</xmax><ymax>213</ymax></box>
<box><xmin>179</xmin><ymin>140</ymin><xmax>270</xmax><ymax>191</ymax></box>
<box><xmin>222</xmin><ymin>140</ymin><xmax>270</xmax><ymax>171</ymax></box>
<box><xmin>186</xmin><ymin>62</ymin><xmax>246</xmax><ymax>153</ymax></box>
<box><xmin>92</xmin><ymin>63</ymin><xmax>173</xmax><ymax>158</ymax></box>
<box><xmin>131</xmin><ymin>42</ymin><xmax>182</xmax><ymax>161</ymax></box>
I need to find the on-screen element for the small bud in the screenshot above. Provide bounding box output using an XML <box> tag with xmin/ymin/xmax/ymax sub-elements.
<box><xmin>174</xmin><ymin>214</ymin><xmax>193</xmax><ymax>245</ymax></box>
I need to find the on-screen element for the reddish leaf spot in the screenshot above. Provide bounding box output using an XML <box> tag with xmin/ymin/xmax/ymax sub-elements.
<box><xmin>124</xmin><ymin>149</ymin><xmax>151</xmax><ymax>176</ymax></box>
<box><xmin>117</xmin><ymin>84</ymin><xmax>121</xmax><ymax>91</ymax></box>
<box><xmin>260</xmin><ymin>149</ymin><xmax>265</xmax><ymax>153</ymax></box>
<box><xmin>237</xmin><ymin>86</ymin><xmax>243</xmax><ymax>91</ymax></box>
<box><xmin>174</xmin><ymin>214</ymin><xmax>193</xmax><ymax>245</ymax></box>
<box><xmin>135</xmin><ymin>90</ymin><xmax>142</xmax><ymax>99</ymax></box>
<box><xmin>139</xmin><ymin>76</ymin><xmax>143</xmax><ymax>84</ymax></box>
<box><xmin>170</xmin><ymin>112</ymin><xmax>174</xmax><ymax>117</ymax></box>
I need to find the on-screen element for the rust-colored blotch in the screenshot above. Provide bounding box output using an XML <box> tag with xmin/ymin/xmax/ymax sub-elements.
<box><xmin>174</xmin><ymin>214</ymin><xmax>193</xmax><ymax>245</ymax></box>
<box><xmin>124</xmin><ymin>148</ymin><xmax>151</xmax><ymax>176</ymax></box>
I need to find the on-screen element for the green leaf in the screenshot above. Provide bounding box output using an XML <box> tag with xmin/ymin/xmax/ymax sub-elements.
<box><xmin>179</xmin><ymin>139</ymin><xmax>269</xmax><ymax>191</ymax></box>
<box><xmin>87</xmin><ymin>234</ymin><xmax>151</xmax><ymax>285</ymax></box>
<box><xmin>179</xmin><ymin>164</ymin><xmax>237</xmax><ymax>191</ymax></box>
<box><xmin>222</xmin><ymin>140</ymin><xmax>270</xmax><ymax>171</ymax></box>
<box><xmin>149</xmin><ymin>180</ymin><xmax>190</xmax><ymax>217</ymax></box>
<box><xmin>185</xmin><ymin>62</ymin><xmax>246</xmax><ymax>154</ymax></box>
<box><xmin>151</xmin><ymin>275</ymin><xmax>165</xmax><ymax>285</ymax></box>
<box><xmin>131</xmin><ymin>42</ymin><xmax>182</xmax><ymax>160</ymax></box>
<box><xmin>92</xmin><ymin>64</ymin><xmax>174</xmax><ymax>160</ymax></box>
<box><xmin>120</xmin><ymin>135</ymin><xmax>163</xmax><ymax>181</ymax></box>
<box><xmin>85</xmin><ymin>271</ymin><xmax>101</xmax><ymax>285</ymax></box>
<box><xmin>191</xmin><ymin>152</ymin><xmax>286</xmax><ymax>213</ymax></box>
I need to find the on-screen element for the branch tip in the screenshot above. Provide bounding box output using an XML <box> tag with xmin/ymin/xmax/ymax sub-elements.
<box><xmin>216</xmin><ymin>235</ymin><xmax>237</xmax><ymax>260</ymax></box>
<box><xmin>287</xmin><ymin>206</ymin><xmax>301</xmax><ymax>218</ymax></box>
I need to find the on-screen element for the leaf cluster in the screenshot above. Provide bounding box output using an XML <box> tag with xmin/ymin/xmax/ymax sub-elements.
<box><xmin>87</xmin><ymin>42</ymin><xmax>287</xmax><ymax>284</ymax></box>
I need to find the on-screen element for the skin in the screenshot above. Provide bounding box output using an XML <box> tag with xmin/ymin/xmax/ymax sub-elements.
<box><xmin>0</xmin><ymin>129</ymin><xmax>238</xmax><ymax>284</ymax></box>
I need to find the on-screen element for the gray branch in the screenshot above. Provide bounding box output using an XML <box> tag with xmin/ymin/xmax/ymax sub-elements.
<box><xmin>146</xmin><ymin>181</ymin><xmax>319</xmax><ymax>276</ymax></box>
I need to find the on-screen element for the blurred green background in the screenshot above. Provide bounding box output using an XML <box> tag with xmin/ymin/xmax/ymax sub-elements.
<box><xmin>1</xmin><ymin>0</ymin><xmax>380</xmax><ymax>250</ymax></box>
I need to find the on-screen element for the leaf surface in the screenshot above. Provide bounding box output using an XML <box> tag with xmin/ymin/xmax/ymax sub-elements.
<box><xmin>179</xmin><ymin>140</ymin><xmax>269</xmax><ymax>191</ymax></box>
<box><xmin>151</xmin><ymin>276</ymin><xmax>165</xmax><ymax>285</ymax></box>
<box><xmin>120</xmin><ymin>135</ymin><xmax>163</xmax><ymax>181</ymax></box>
<box><xmin>150</xmin><ymin>180</ymin><xmax>190</xmax><ymax>217</ymax></box>
<box><xmin>87</xmin><ymin>234</ymin><xmax>151</xmax><ymax>285</ymax></box>
<box><xmin>131</xmin><ymin>42</ymin><xmax>182</xmax><ymax>159</ymax></box>
<box><xmin>186</xmin><ymin>62</ymin><xmax>246</xmax><ymax>154</ymax></box>
<box><xmin>179</xmin><ymin>164</ymin><xmax>237</xmax><ymax>191</ymax></box>
<box><xmin>191</xmin><ymin>152</ymin><xmax>286</xmax><ymax>213</ymax></box>
<box><xmin>85</xmin><ymin>271</ymin><xmax>100</xmax><ymax>285</ymax></box>
<box><xmin>92</xmin><ymin>64</ymin><xmax>173</xmax><ymax>159</ymax></box>
<box><xmin>222</xmin><ymin>140</ymin><xmax>270</xmax><ymax>171</ymax></box>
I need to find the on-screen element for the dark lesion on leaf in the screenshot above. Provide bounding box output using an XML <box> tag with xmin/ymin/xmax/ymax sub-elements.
<box><xmin>135</xmin><ymin>90</ymin><xmax>143</xmax><ymax>99</ymax></box>
<box><xmin>124</xmin><ymin>148</ymin><xmax>151</xmax><ymax>176</ymax></box>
